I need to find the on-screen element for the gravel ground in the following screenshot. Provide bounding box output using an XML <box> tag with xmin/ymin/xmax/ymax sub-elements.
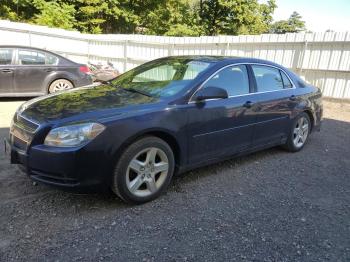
<box><xmin>0</xmin><ymin>98</ymin><xmax>349</xmax><ymax>261</ymax></box>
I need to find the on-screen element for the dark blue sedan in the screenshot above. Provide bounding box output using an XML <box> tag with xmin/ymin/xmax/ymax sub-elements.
<box><xmin>6</xmin><ymin>56</ymin><xmax>323</xmax><ymax>203</ymax></box>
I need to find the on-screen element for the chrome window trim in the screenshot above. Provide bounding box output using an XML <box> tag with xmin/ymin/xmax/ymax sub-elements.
<box><xmin>188</xmin><ymin>62</ymin><xmax>296</xmax><ymax>104</ymax></box>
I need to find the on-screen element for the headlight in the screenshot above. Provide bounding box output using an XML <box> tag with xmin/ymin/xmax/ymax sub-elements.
<box><xmin>44</xmin><ymin>122</ymin><xmax>105</xmax><ymax>147</ymax></box>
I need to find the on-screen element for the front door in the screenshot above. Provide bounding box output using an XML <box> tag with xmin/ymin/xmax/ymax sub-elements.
<box><xmin>186</xmin><ymin>65</ymin><xmax>257</xmax><ymax>164</ymax></box>
<box><xmin>0</xmin><ymin>48</ymin><xmax>15</xmax><ymax>94</ymax></box>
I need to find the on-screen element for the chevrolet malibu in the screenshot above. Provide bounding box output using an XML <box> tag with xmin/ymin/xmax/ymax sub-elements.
<box><xmin>6</xmin><ymin>56</ymin><xmax>323</xmax><ymax>204</ymax></box>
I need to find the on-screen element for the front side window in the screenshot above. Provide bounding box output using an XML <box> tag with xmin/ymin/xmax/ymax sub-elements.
<box><xmin>202</xmin><ymin>65</ymin><xmax>250</xmax><ymax>96</ymax></box>
<box><xmin>252</xmin><ymin>65</ymin><xmax>283</xmax><ymax>92</ymax></box>
<box><xmin>0</xmin><ymin>49</ymin><xmax>13</xmax><ymax>65</ymax></box>
<box><xmin>18</xmin><ymin>50</ymin><xmax>46</xmax><ymax>65</ymax></box>
<box><xmin>112</xmin><ymin>58</ymin><xmax>213</xmax><ymax>97</ymax></box>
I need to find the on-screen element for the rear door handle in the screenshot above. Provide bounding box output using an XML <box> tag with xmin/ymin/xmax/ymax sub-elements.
<box><xmin>1</xmin><ymin>69</ymin><xmax>13</xmax><ymax>73</ymax></box>
<box><xmin>243</xmin><ymin>101</ymin><xmax>254</xmax><ymax>108</ymax></box>
<box><xmin>43</xmin><ymin>68</ymin><xmax>53</xmax><ymax>72</ymax></box>
<box><xmin>289</xmin><ymin>95</ymin><xmax>297</xmax><ymax>101</ymax></box>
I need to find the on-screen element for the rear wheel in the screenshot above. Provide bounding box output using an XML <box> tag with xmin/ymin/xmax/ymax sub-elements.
<box><xmin>48</xmin><ymin>79</ymin><xmax>73</xmax><ymax>93</ymax></box>
<box><xmin>112</xmin><ymin>136</ymin><xmax>175</xmax><ymax>204</ymax></box>
<box><xmin>284</xmin><ymin>112</ymin><xmax>311</xmax><ymax>152</ymax></box>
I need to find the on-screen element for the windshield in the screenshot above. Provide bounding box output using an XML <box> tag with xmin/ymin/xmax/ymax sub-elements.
<box><xmin>111</xmin><ymin>58</ymin><xmax>213</xmax><ymax>97</ymax></box>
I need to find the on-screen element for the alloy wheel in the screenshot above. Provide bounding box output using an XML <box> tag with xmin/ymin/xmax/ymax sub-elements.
<box><xmin>52</xmin><ymin>81</ymin><xmax>71</xmax><ymax>92</ymax></box>
<box><xmin>293</xmin><ymin>116</ymin><xmax>309</xmax><ymax>148</ymax></box>
<box><xmin>126</xmin><ymin>147</ymin><xmax>169</xmax><ymax>197</ymax></box>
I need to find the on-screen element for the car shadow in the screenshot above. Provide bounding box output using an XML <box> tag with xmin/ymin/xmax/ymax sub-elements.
<box><xmin>0</xmin><ymin>97</ymin><xmax>34</xmax><ymax>102</ymax></box>
<box><xmin>0</xmin><ymin>117</ymin><xmax>349</xmax><ymax>212</ymax></box>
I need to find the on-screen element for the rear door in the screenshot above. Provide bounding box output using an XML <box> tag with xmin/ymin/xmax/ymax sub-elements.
<box><xmin>249</xmin><ymin>64</ymin><xmax>296</xmax><ymax>147</ymax></box>
<box><xmin>0</xmin><ymin>48</ymin><xmax>15</xmax><ymax>94</ymax></box>
<box><xmin>14</xmin><ymin>49</ymin><xmax>56</xmax><ymax>94</ymax></box>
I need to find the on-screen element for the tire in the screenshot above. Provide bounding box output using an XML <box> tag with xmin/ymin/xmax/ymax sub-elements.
<box><xmin>48</xmin><ymin>79</ymin><xmax>74</xmax><ymax>93</ymax></box>
<box><xmin>112</xmin><ymin>136</ymin><xmax>175</xmax><ymax>204</ymax></box>
<box><xmin>284</xmin><ymin>112</ymin><xmax>311</xmax><ymax>152</ymax></box>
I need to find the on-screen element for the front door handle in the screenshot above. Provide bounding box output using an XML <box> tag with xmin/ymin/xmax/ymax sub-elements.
<box><xmin>243</xmin><ymin>101</ymin><xmax>254</xmax><ymax>108</ymax></box>
<box><xmin>1</xmin><ymin>69</ymin><xmax>13</xmax><ymax>73</ymax></box>
<box><xmin>289</xmin><ymin>95</ymin><xmax>297</xmax><ymax>101</ymax></box>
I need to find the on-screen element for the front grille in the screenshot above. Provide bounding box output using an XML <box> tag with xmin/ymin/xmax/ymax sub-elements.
<box><xmin>13</xmin><ymin>113</ymin><xmax>39</xmax><ymax>133</ymax></box>
<box><xmin>10</xmin><ymin>113</ymin><xmax>40</xmax><ymax>151</ymax></box>
<box><xmin>12</xmin><ymin>136</ymin><xmax>27</xmax><ymax>151</ymax></box>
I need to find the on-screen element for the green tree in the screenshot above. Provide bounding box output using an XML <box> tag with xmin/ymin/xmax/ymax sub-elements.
<box><xmin>143</xmin><ymin>0</ymin><xmax>201</xmax><ymax>36</ymax></box>
<box><xmin>0</xmin><ymin>4</ymin><xmax>19</xmax><ymax>21</ymax></box>
<box><xmin>198</xmin><ymin>0</ymin><xmax>277</xmax><ymax>36</ymax></box>
<box><xmin>101</xmin><ymin>0</ymin><xmax>159</xmax><ymax>34</ymax></box>
<box><xmin>270</xmin><ymin>11</ymin><xmax>306</xmax><ymax>34</ymax></box>
<box><xmin>0</xmin><ymin>0</ymin><xmax>38</xmax><ymax>22</ymax></box>
<box><xmin>33</xmin><ymin>0</ymin><xmax>76</xmax><ymax>30</ymax></box>
<box><xmin>0</xmin><ymin>0</ymin><xmax>282</xmax><ymax>36</ymax></box>
<box><xmin>70</xmin><ymin>0</ymin><xmax>160</xmax><ymax>34</ymax></box>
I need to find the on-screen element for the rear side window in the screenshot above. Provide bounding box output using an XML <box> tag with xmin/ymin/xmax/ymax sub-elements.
<box><xmin>45</xmin><ymin>53</ymin><xmax>59</xmax><ymax>65</ymax></box>
<box><xmin>281</xmin><ymin>71</ymin><xmax>293</xmax><ymax>88</ymax></box>
<box><xmin>18</xmin><ymin>50</ymin><xmax>46</xmax><ymax>65</ymax></box>
<box><xmin>203</xmin><ymin>65</ymin><xmax>249</xmax><ymax>96</ymax></box>
<box><xmin>252</xmin><ymin>65</ymin><xmax>283</xmax><ymax>92</ymax></box>
<box><xmin>0</xmin><ymin>49</ymin><xmax>13</xmax><ymax>65</ymax></box>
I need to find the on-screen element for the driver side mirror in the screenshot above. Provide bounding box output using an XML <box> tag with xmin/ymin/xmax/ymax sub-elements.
<box><xmin>195</xmin><ymin>86</ymin><xmax>228</xmax><ymax>101</ymax></box>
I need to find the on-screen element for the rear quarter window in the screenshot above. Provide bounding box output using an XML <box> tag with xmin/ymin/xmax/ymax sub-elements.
<box><xmin>280</xmin><ymin>71</ymin><xmax>293</xmax><ymax>88</ymax></box>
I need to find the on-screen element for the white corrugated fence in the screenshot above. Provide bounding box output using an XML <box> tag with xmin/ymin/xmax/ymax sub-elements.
<box><xmin>0</xmin><ymin>20</ymin><xmax>349</xmax><ymax>99</ymax></box>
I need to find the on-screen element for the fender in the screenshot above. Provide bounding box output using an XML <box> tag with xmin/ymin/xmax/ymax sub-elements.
<box><xmin>292</xmin><ymin>85</ymin><xmax>322</xmax><ymax>131</ymax></box>
<box><xmin>109</xmin><ymin>126</ymin><xmax>184</xmax><ymax>168</ymax></box>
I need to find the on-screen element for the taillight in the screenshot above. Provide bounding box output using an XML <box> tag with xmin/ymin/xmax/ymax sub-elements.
<box><xmin>79</xmin><ymin>65</ymin><xmax>91</xmax><ymax>74</ymax></box>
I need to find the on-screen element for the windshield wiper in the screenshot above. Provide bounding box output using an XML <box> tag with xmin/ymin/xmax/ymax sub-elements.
<box><xmin>123</xmin><ymin>87</ymin><xmax>153</xmax><ymax>97</ymax></box>
<box><xmin>110</xmin><ymin>84</ymin><xmax>154</xmax><ymax>97</ymax></box>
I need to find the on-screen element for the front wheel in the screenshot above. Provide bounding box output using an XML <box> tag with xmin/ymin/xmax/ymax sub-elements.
<box><xmin>112</xmin><ymin>136</ymin><xmax>175</xmax><ymax>204</ymax></box>
<box><xmin>284</xmin><ymin>112</ymin><xmax>311</xmax><ymax>152</ymax></box>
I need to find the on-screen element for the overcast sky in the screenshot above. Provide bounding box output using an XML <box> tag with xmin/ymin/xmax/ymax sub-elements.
<box><xmin>260</xmin><ymin>0</ymin><xmax>350</xmax><ymax>32</ymax></box>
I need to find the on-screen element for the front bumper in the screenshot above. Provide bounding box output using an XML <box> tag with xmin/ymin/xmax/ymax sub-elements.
<box><xmin>6</xmin><ymin>136</ymin><xmax>113</xmax><ymax>191</ymax></box>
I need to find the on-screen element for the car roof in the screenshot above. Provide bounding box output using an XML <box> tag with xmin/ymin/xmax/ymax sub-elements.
<box><xmin>163</xmin><ymin>55</ymin><xmax>284</xmax><ymax>68</ymax></box>
<box><xmin>159</xmin><ymin>55</ymin><xmax>303</xmax><ymax>87</ymax></box>
<box><xmin>0</xmin><ymin>45</ymin><xmax>74</xmax><ymax>63</ymax></box>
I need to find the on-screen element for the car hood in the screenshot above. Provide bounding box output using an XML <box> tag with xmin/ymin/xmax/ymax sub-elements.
<box><xmin>18</xmin><ymin>84</ymin><xmax>158</xmax><ymax>123</ymax></box>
